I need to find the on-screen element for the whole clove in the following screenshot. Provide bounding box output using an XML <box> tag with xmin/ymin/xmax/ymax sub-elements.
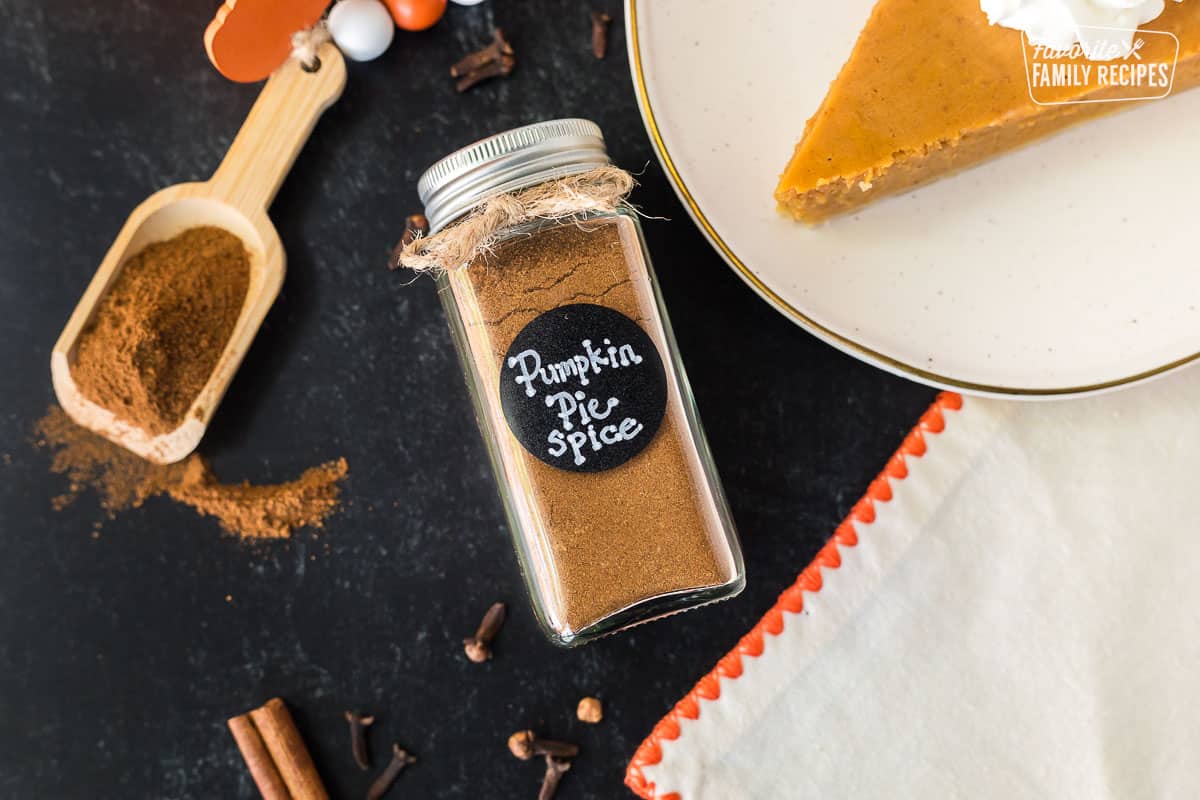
<box><xmin>591</xmin><ymin>12</ymin><xmax>613</xmax><ymax>59</ymax></box>
<box><xmin>344</xmin><ymin>710</ymin><xmax>375</xmax><ymax>770</ymax></box>
<box><xmin>463</xmin><ymin>601</ymin><xmax>506</xmax><ymax>663</ymax></box>
<box><xmin>507</xmin><ymin>730</ymin><xmax>580</xmax><ymax>761</ymax></box>
<box><xmin>538</xmin><ymin>756</ymin><xmax>572</xmax><ymax>800</ymax></box>
<box><xmin>455</xmin><ymin>56</ymin><xmax>515</xmax><ymax>93</ymax></box>
<box><xmin>388</xmin><ymin>214</ymin><xmax>430</xmax><ymax>271</ymax></box>
<box><xmin>450</xmin><ymin>28</ymin><xmax>513</xmax><ymax>76</ymax></box>
<box><xmin>451</xmin><ymin>29</ymin><xmax>516</xmax><ymax>92</ymax></box>
<box><xmin>366</xmin><ymin>743</ymin><xmax>417</xmax><ymax>800</ymax></box>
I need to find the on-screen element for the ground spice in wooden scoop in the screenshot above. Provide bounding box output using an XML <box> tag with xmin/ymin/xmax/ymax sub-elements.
<box><xmin>71</xmin><ymin>226</ymin><xmax>250</xmax><ymax>435</ymax></box>
<box><xmin>35</xmin><ymin>406</ymin><xmax>346</xmax><ymax>540</ymax></box>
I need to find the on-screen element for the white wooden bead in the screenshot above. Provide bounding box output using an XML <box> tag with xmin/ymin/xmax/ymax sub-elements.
<box><xmin>450</xmin><ymin>0</ymin><xmax>488</xmax><ymax>5</ymax></box>
<box><xmin>328</xmin><ymin>0</ymin><xmax>395</xmax><ymax>62</ymax></box>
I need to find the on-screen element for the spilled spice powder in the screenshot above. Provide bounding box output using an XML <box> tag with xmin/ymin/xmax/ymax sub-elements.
<box><xmin>35</xmin><ymin>406</ymin><xmax>346</xmax><ymax>540</ymax></box>
<box><xmin>171</xmin><ymin>457</ymin><xmax>347</xmax><ymax>540</ymax></box>
<box><xmin>71</xmin><ymin>226</ymin><xmax>250</xmax><ymax>435</ymax></box>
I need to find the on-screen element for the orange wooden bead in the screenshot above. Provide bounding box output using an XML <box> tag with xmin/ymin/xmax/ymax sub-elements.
<box><xmin>384</xmin><ymin>0</ymin><xmax>448</xmax><ymax>31</ymax></box>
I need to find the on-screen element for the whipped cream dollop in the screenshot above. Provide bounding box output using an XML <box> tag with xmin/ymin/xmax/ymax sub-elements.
<box><xmin>981</xmin><ymin>0</ymin><xmax>1182</xmax><ymax>59</ymax></box>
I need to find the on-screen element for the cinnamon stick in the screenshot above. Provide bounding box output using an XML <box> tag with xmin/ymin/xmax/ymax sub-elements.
<box><xmin>229</xmin><ymin>697</ymin><xmax>330</xmax><ymax>800</ymax></box>
<box><xmin>228</xmin><ymin>714</ymin><xmax>290</xmax><ymax>800</ymax></box>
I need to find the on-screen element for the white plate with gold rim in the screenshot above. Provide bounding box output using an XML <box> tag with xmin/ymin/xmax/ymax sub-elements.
<box><xmin>625</xmin><ymin>0</ymin><xmax>1200</xmax><ymax>398</ymax></box>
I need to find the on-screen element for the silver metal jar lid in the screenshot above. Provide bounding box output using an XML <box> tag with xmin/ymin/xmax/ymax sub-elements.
<box><xmin>417</xmin><ymin>119</ymin><xmax>610</xmax><ymax>233</ymax></box>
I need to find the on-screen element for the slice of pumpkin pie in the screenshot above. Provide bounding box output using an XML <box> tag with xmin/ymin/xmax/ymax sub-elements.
<box><xmin>775</xmin><ymin>0</ymin><xmax>1200</xmax><ymax>223</ymax></box>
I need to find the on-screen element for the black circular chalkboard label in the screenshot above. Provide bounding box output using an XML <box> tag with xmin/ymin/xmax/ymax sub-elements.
<box><xmin>499</xmin><ymin>303</ymin><xmax>668</xmax><ymax>473</ymax></box>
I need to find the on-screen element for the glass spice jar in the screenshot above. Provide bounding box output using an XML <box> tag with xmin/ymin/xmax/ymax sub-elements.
<box><xmin>415</xmin><ymin>119</ymin><xmax>744</xmax><ymax>646</ymax></box>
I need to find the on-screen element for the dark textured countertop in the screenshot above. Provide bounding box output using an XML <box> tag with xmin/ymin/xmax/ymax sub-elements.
<box><xmin>0</xmin><ymin>1</ymin><xmax>934</xmax><ymax>797</ymax></box>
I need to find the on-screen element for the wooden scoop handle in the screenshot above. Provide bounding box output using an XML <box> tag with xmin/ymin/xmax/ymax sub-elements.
<box><xmin>209</xmin><ymin>41</ymin><xmax>346</xmax><ymax>215</ymax></box>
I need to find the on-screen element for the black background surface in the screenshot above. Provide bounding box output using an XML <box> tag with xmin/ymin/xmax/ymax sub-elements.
<box><xmin>0</xmin><ymin>1</ymin><xmax>933</xmax><ymax>797</ymax></box>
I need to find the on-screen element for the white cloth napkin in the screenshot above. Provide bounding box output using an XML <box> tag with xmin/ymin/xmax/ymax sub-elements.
<box><xmin>626</xmin><ymin>369</ymin><xmax>1200</xmax><ymax>800</ymax></box>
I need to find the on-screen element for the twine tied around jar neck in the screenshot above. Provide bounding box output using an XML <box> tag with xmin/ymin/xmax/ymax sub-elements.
<box><xmin>397</xmin><ymin>166</ymin><xmax>635</xmax><ymax>274</ymax></box>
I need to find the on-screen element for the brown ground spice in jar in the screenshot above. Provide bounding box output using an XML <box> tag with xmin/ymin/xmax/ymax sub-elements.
<box><xmin>449</xmin><ymin>217</ymin><xmax>736</xmax><ymax>632</ymax></box>
<box><xmin>71</xmin><ymin>226</ymin><xmax>250</xmax><ymax>435</ymax></box>
<box><xmin>35</xmin><ymin>406</ymin><xmax>347</xmax><ymax>540</ymax></box>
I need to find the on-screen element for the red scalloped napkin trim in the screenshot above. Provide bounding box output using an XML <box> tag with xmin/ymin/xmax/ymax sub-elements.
<box><xmin>624</xmin><ymin>392</ymin><xmax>964</xmax><ymax>800</ymax></box>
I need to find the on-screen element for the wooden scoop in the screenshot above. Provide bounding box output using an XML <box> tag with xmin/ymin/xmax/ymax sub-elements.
<box><xmin>51</xmin><ymin>43</ymin><xmax>345</xmax><ymax>465</ymax></box>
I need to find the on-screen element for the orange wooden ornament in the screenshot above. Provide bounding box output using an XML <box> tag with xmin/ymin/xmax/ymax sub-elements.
<box><xmin>205</xmin><ymin>0</ymin><xmax>331</xmax><ymax>83</ymax></box>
